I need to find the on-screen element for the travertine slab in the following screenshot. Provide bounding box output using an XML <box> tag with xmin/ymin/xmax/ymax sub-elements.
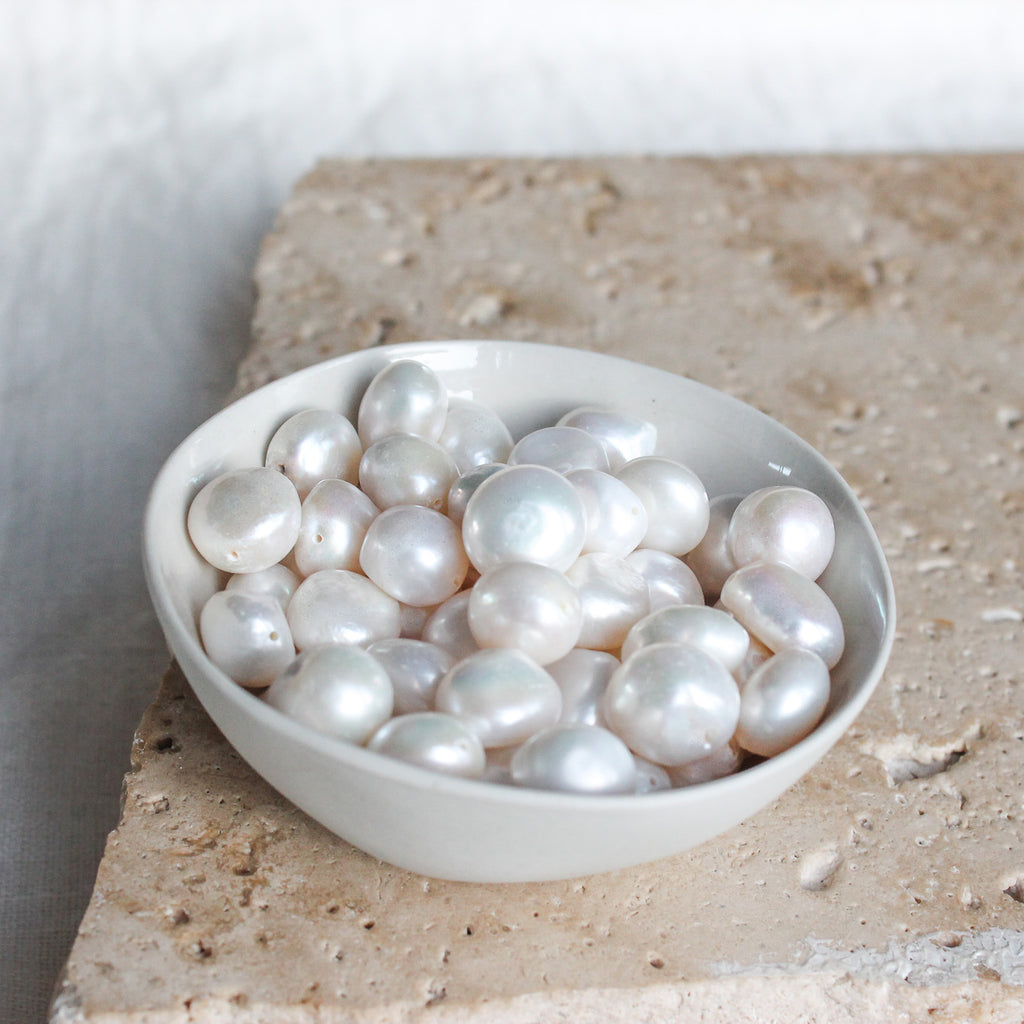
<box><xmin>54</xmin><ymin>157</ymin><xmax>1024</xmax><ymax>1021</ymax></box>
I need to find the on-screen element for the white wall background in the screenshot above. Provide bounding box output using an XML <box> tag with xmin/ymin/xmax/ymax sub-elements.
<box><xmin>3</xmin><ymin>2</ymin><xmax>1023</xmax><ymax>1019</ymax></box>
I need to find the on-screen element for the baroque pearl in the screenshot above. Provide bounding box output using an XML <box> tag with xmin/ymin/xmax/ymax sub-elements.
<box><xmin>510</xmin><ymin>725</ymin><xmax>636</xmax><ymax>794</ymax></box>
<box><xmin>615</xmin><ymin>457</ymin><xmax>710</xmax><ymax>557</ymax></box>
<box><xmin>621</xmin><ymin>604</ymin><xmax>750</xmax><ymax>672</ymax></box>
<box><xmin>368</xmin><ymin>712</ymin><xmax>486</xmax><ymax>779</ymax></box>
<box><xmin>667</xmin><ymin>740</ymin><xmax>744</xmax><ymax>786</ymax></box>
<box><xmin>625</xmin><ymin>548</ymin><xmax>704</xmax><ymax>610</ymax></box>
<box><xmin>447</xmin><ymin>463</ymin><xmax>505</xmax><ymax>527</ymax></box>
<box><xmin>468</xmin><ymin>562</ymin><xmax>582</xmax><ymax>665</ymax></box>
<box><xmin>286</xmin><ymin>569</ymin><xmax>401</xmax><ymax>649</ymax></box>
<box><xmin>358</xmin><ymin>433</ymin><xmax>458</xmax><ymax>511</ymax></box>
<box><xmin>264</xmin><ymin>408</ymin><xmax>361</xmax><ymax>499</ymax></box>
<box><xmin>199</xmin><ymin>590</ymin><xmax>295</xmax><ymax>687</ymax></box>
<box><xmin>294</xmin><ymin>478</ymin><xmax>379</xmax><ymax>576</ymax></box>
<box><xmin>728</xmin><ymin>486</ymin><xmax>836</xmax><ymax>579</ymax></box>
<box><xmin>602</xmin><ymin>642</ymin><xmax>741</xmax><ymax>766</ymax></box>
<box><xmin>225</xmin><ymin>563</ymin><xmax>300</xmax><ymax>609</ymax></box>
<box><xmin>566</xmin><ymin>553</ymin><xmax>650</xmax><ymax>652</ymax></box>
<box><xmin>437</xmin><ymin>396</ymin><xmax>514</xmax><ymax>472</ymax></box>
<box><xmin>720</xmin><ymin>562</ymin><xmax>845</xmax><ymax>669</ymax></box>
<box><xmin>265</xmin><ymin>644</ymin><xmax>393</xmax><ymax>743</ymax></box>
<box><xmin>422</xmin><ymin>591</ymin><xmax>479</xmax><ymax>662</ymax></box>
<box><xmin>567</xmin><ymin>469</ymin><xmax>648</xmax><ymax>558</ymax></box>
<box><xmin>556</xmin><ymin>407</ymin><xmax>657</xmax><ymax>471</ymax></box>
<box><xmin>684</xmin><ymin>494</ymin><xmax>742</xmax><ymax>603</ymax></box>
<box><xmin>462</xmin><ymin>464</ymin><xmax>586</xmax><ymax>574</ymax></box>
<box><xmin>360</xmin><ymin>505</ymin><xmax>468</xmax><ymax>607</ymax></box>
<box><xmin>735</xmin><ymin>648</ymin><xmax>831</xmax><ymax>757</ymax></box>
<box><xmin>187</xmin><ymin>467</ymin><xmax>301</xmax><ymax>573</ymax></box>
<box><xmin>547</xmin><ymin>648</ymin><xmax>618</xmax><ymax>726</ymax></box>
<box><xmin>357</xmin><ymin>358</ymin><xmax>447</xmax><ymax>445</ymax></box>
<box><xmin>366</xmin><ymin>638</ymin><xmax>455</xmax><ymax>714</ymax></box>
<box><xmin>508</xmin><ymin>426</ymin><xmax>610</xmax><ymax>474</ymax></box>
<box><xmin>435</xmin><ymin>648</ymin><xmax>562</xmax><ymax>748</ymax></box>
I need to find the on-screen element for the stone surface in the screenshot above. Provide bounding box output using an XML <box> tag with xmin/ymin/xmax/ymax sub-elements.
<box><xmin>54</xmin><ymin>156</ymin><xmax>1024</xmax><ymax>1021</ymax></box>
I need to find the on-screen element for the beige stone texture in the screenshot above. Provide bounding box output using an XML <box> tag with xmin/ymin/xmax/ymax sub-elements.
<box><xmin>54</xmin><ymin>156</ymin><xmax>1024</xmax><ymax>1022</ymax></box>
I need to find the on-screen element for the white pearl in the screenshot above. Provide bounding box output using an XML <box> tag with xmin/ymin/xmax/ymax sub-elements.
<box><xmin>367</xmin><ymin>712</ymin><xmax>485</xmax><ymax>779</ymax></box>
<box><xmin>286</xmin><ymin>569</ymin><xmax>401</xmax><ymax>649</ymax></box>
<box><xmin>265</xmin><ymin>644</ymin><xmax>393</xmax><ymax>743</ymax></box>
<box><xmin>468</xmin><ymin>562</ymin><xmax>582</xmax><ymax>665</ymax></box>
<box><xmin>684</xmin><ymin>494</ymin><xmax>742</xmax><ymax>603</ymax></box>
<box><xmin>510</xmin><ymin>725</ymin><xmax>636</xmax><ymax>794</ymax></box>
<box><xmin>735</xmin><ymin>648</ymin><xmax>831</xmax><ymax>757</ymax></box>
<box><xmin>566</xmin><ymin>469</ymin><xmax>648</xmax><ymax>558</ymax></box>
<box><xmin>199</xmin><ymin>590</ymin><xmax>295</xmax><ymax>687</ymax></box>
<box><xmin>720</xmin><ymin>562</ymin><xmax>845</xmax><ymax>669</ymax></box>
<box><xmin>435</xmin><ymin>648</ymin><xmax>561</xmax><ymax>748</ymax></box>
<box><xmin>366</xmin><ymin>637</ymin><xmax>454</xmax><ymax>714</ymax></box>
<box><xmin>437</xmin><ymin>396</ymin><xmax>514</xmax><ymax>473</ymax></box>
<box><xmin>633</xmin><ymin>756</ymin><xmax>673</xmax><ymax>793</ymax></box>
<box><xmin>264</xmin><ymin>408</ymin><xmax>362</xmax><ymax>499</ymax></box>
<box><xmin>358</xmin><ymin>433</ymin><xmax>458</xmax><ymax>511</ymax></box>
<box><xmin>565</xmin><ymin>553</ymin><xmax>650</xmax><ymax>652</ymax></box>
<box><xmin>728</xmin><ymin>486</ymin><xmax>836</xmax><ymax>580</ymax></box>
<box><xmin>225</xmin><ymin>564</ymin><xmax>300</xmax><ymax>608</ymax></box>
<box><xmin>733</xmin><ymin>633</ymin><xmax>775</xmax><ymax>688</ymax></box>
<box><xmin>667</xmin><ymin>740</ymin><xmax>744</xmax><ymax>786</ymax></box>
<box><xmin>625</xmin><ymin>548</ymin><xmax>704</xmax><ymax>611</ymax></box>
<box><xmin>508</xmin><ymin>426</ymin><xmax>610</xmax><ymax>474</ymax></box>
<box><xmin>615</xmin><ymin>457</ymin><xmax>710</xmax><ymax>557</ymax></box>
<box><xmin>621</xmin><ymin>604</ymin><xmax>750</xmax><ymax>672</ymax></box>
<box><xmin>602</xmin><ymin>642</ymin><xmax>741</xmax><ymax>766</ymax></box>
<box><xmin>294</xmin><ymin>478</ymin><xmax>379</xmax><ymax>576</ymax></box>
<box><xmin>422</xmin><ymin>591</ymin><xmax>479</xmax><ymax>662</ymax></box>
<box><xmin>187</xmin><ymin>467</ymin><xmax>301</xmax><ymax>573</ymax></box>
<box><xmin>447</xmin><ymin>463</ymin><xmax>505</xmax><ymax>527</ymax></box>
<box><xmin>547</xmin><ymin>648</ymin><xmax>618</xmax><ymax>726</ymax></box>
<box><xmin>462</xmin><ymin>464</ymin><xmax>586</xmax><ymax>574</ymax></box>
<box><xmin>360</xmin><ymin>505</ymin><xmax>468</xmax><ymax>607</ymax></box>
<box><xmin>357</xmin><ymin>359</ymin><xmax>448</xmax><ymax>445</ymax></box>
<box><xmin>556</xmin><ymin>406</ymin><xmax>657</xmax><ymax>471</ymax></box>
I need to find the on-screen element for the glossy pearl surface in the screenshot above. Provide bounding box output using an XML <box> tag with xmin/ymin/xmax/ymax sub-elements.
<box><xmin>625</xmin><ymin>548</ymin><xmax>704</xmax><ymax>610</ymax></box>
<box><xmin>264</xmin><ymin>644</ymin><xmax>393</xmax><ymax>744</ymax></box>
<box><xmin>225</xmin><ymin>564</ymin><xmax>299</xmax><ymax>609</ymax></box>
<box><xmin>357</xmin><ymin>358</ymin><xmax>447</xmax><ymax>445</ymax></box>
<box><xmin>462</xmin><ymin>464</ymin><xmax>586</xmax><ymax>574</ymax></box>
<box><xmin>286</xmin><ymin>569</ymin><xmax>401</xmax><ymax>649</ymax></box>
<box><xmin>684</xmin><ymin>494</ymin><xmax>742</xmax><ymax>602</ymax></box>
<box><xmin>602</xmin><ymin>642</ymin><xmax>741</xmax><ymax>766</ymax></box>
<box><xmin>615</xmin><ymin>457</ymin><xmax>710</xmax><ymax>557</ymax></box>
<box><xmin>547</xmin><ymin>648</ymin><xmax>618</xmax><ymax>726</ymax></box>
<box><xmin>368</xmin><ymin>712</ymin><xmax>486</xmax><ymax>779</ymax></box>
<box><xmin>633</xmin><ymin>756</ymin><xmax>673</xmax><ymax>793</ymax></box>
<box><xmin>187</xmin><ymin>467</ymin><xmax>301</xmax><ymax>573</ymax></box>
<box><xmin>360</xmin><ymin>505</ymin><xmax>468</xmax><ymax>607</ymax></box>
<box><xmin>447</xmin><ymin>463</ymin><xmax>505</xmax><ymax>526</ymax></box>
<box><xmin>667</xmin><ymin>740</ymin><xmax>743</xmax><ymax>787</ymax></box>
<box><xmin>567</xmin><ymin>469</ymin><xmax>648</xmax><ymax>558</ymax></box>
<box><xmin>720</xmin><ymin>562</ymin><xmax>845</xmax><ymax>669</ymax></box>
<box><xmin>264</xmin><ymin>408</ymin><xmax>362</xmax><ymax>499</ymax></box>
<box><xmin>468</xmin><ymin>562</ymin><xmax>582</xmax><ymax>665</ymax></box>
<box><xmin>422</xmin><ymin>591</ymin><xmax>479</xmax><ymax>662</ymax></box>
<box><xmin>621</xmin><ymin>604</ymin><xmax>750</xmax><ymax>671</ymax></box>
<box><xmin>437</xmin><ymin>396</ymin><xmax>514</xmax><ymax>472</ymax></box>
<box><xmin>366</xmin><ymin>637</ymin><xmax>454</xmax><ymax>714</ymax></box>
<box><xmin>435</xmin><ymin>648</ymin><xmax>562</xmax><ymax>748</ymax></box>
<box><xmin>728</xmin><ymin>486</ymin><xmax>836</xmax><ymax>579</ymax></box>
<box><xmin>557</xmin><ymin>406</ymin><xmax>657</xmax><ymax>471</ymax></box>
<box><xmin>294</xmin><ymin>478</ymin><xmax>379</xmax><ymax>576</ymax></box>
<box><xmin>358</xmin><ymin>433</ymin><xmax>458</xmax><ymax>511</ymax></box>
<box><xmin>735</xmin><ymin>648</ymin><xmax>831</xmax><ymax>757</ymax></box>
<box><xmin>510</xmin><ymin>725</ymin><xmax>636</xmax><ymax>794</ymax></box>
<box><xmin>508</xmin><ymin>426</ymin><xmax>610</xmax><ymax>474</ymax></box>
<box><xmin>566</xmin><ymin>553</ymin><xmax>650</xmax><ymax>651</ymax></box>
<box><xmin>199</xmin><ymin>590</ymin><xmax>295</xmax><ymax>687</ymax></box>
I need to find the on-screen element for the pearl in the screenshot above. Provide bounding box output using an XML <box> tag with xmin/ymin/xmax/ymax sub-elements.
<box><xmin>225</xmin><ymin>564</ymin><xmax>300</xmax><ymax>609</ymax></box>
<box><xmin>435</xmin><ymin>648</ymin><xmax>562</xmax><ymax>748</ymax></box>
<box><xmin>566</xmin><ymin>553</ymin><xmax>650</xmax><ymax>652</ymax></box>
<box><xmin>546</xmin><ymin>648</ymin><xmax>618</xmax><ymax>726</ymax></box>
<box><xmin>508</xmin><ymin>426</ymin><xmax>610</xmax><ymax>474</ymax></box>
<box><xmin>566</xmin><ymin>469</ymin><xmax>648</xmax><ymax>558</ymax></box>
<box><xmin>187</xmin><ymin>467</ymin><xmax>301</xmax><ymax>573</ymax></box>
<box><xmin>728</xmin><ymin>486</ymin><xmax>836</xmax><ymax>579</ymax></box>
<box><xmin>366</xmin><ymin>637</ymin><xmax>455</xmax><ymax>714</ymax></box>
<box><xmin>625</xmin><ymin>548</ymin><xmax>704</xmax><ymax>611</ymax></box>
<box><xmin>633</xmin><ymin>756</ymin><xmax>673</xmax><ymax>793</ymax></box>
<box><xmin>735</xmin><ymin>648</ymin><xmax>831</xmax><ymax>757</ymax></box>
<box><xmin>264</xmin><ymin>408</ymin><xmax>361</xmax><ymax>499</ymax></box>
<box><xmin>615</xmin><ymin>457</ymin><xmax>710</xmax><ymax>557</ymax></box>
<box><xmin>468</xmin><ymin>562</ymin><xmax>582</xmax><ymax>665</ymax></box>
<box><xmin>358</xmin><ymin>433</ymin><xmax>458</xmax><ymax>511</ymax></box>
<box><xmin>684</xmin><ymin>494</ymin><xmax>742</xmax><ymax>603</ymax></box>
<box><xmin>294</xmin><ymin>478</ymin><xmax>379</xmax><ymax>576</ymax></box>
<box><xmin>437</xmin><ymin>396</ymin><xmax>514</xmax><ymax>473</ymax></box>
<box><xmin>264</xmin><ymin>644</ymin><xmax>393</xmax><ymax>743</ymax></box>
<box><xmin>360</xmin><ymin>505</ymin><xmax>468</xmax><ymax>607</ymax></box>
<box><xmin>367</xmin><ymin>712</ymin><xmax>486</xmax><ymax>779</ymax></box>
<box><xmin>602</xmin><ymin>642</ymin><xmax>741</xmax><ymax>766</ymax></box>
<box><xmin>556</xmin><ymin>406</ymin><xmax>657</xmax><ymax>471</ymax></box>
<box><xmin>733</xmin><ymin>633</ymin><xmax>774</xmax><ymax>687</ymax></box>
<box><xmin>357</xmin><ymin>358</ymin><xmax>447</xmax><ymax>445</ymax></box>
<box><xmin>621</xmin><ymin>604</ymin><xmax>750</xmax><ymax>672</ymax></box>
<box><xmin>286</xmin><ymin>569</ymin><xmax>401</xmax><ymax>649</ymax></box>
<box><xmin>720</xmin><ymin>562</ymin><xmax>845</xmax><ymax>669</ymax></box>
<box><xmin>422</xmin><ymin>591</ymin><xmax>479</xmax><ymax>662</ymax></box>
<box><xmin>510</xmin><ymin>725</ymin><xmax>636</xmax><ymax>794</ymax></box>
<box><xmin>199</xmin><ymin>590</ymin><xmax>295</xmax><ymax>687</ymax></box>
<box><xmin>462</xmin><ymin>464</ymin><xmax>586</xmax><ymax>574</ymax></box>
<box><xmin>447</xmin><ymin>463</ymin><xmax>505</xmax><ymax>527</ymax></box>
<box><xmin>667</xmin><ymin>740</ymin><xmax>744</xmax><ymax>786</ymax></box>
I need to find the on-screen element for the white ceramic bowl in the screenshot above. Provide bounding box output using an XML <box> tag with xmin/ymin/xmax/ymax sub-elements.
<box><xmin>143</xmin><ymin>340</ymin><xmax>895</xmax><ymax>882</ymax></box>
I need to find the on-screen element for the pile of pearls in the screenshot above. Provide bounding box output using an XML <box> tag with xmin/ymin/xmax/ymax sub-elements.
<box><xmin>188</xmin><ymin>358</ymin><xmax>844</xmax><ymax>796</ymax></box>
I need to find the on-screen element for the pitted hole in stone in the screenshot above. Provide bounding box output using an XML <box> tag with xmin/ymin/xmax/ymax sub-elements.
<box><xmin>464</xmin><ymin>924</ymin><xmax>474</xmax><ymax>936</ymax></box>
<box><xmin>154</xmin><ymin>735</ymin><xmax>176</xmax><ymax>752</ymax></box>
<box><xmin>647</xmin><ymin>953</ymin><xmax>665</xmax><ymax>969</ymax></box>
<box><xmin>1002</xmin><ymin>878</ymin><xmax>1024</xmax><ymax>903</ymax></box>
<box><xmin>361</xmin><ymin>918</ymin><xmax>376</xmax><ymax>930</ymax></box>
